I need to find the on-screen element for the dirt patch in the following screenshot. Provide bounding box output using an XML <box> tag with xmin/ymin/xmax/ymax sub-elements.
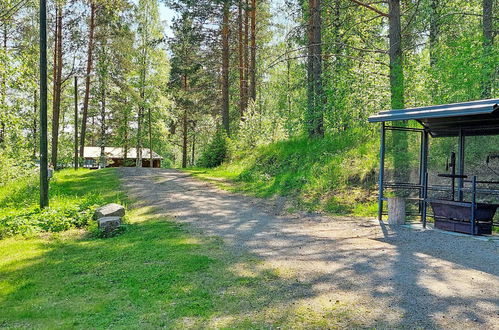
<box><xmin>119</xmin><ymin>168</ymin><xmax>499</xmax><ymax>329</ymax></box>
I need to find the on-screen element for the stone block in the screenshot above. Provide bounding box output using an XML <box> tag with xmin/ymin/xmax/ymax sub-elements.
<box><xmin>94</xmin><ymin>203</ymin><xmax>125</xmax><ymax>220</ymax></box>
<box><xmin>98</xmin><ymin>216</ymin><xmax>122</xmax><ymax>231</ymax></box>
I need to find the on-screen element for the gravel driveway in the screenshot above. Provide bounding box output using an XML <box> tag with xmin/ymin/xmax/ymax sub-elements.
<box><xmin>119</xmin><ymin>168</ymin><xmax>499</xmax><ymax>329</ymax></box>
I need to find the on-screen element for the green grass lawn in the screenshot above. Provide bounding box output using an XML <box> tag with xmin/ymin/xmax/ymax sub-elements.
<box><xmin>0</xmin><ymin>168</ymin><xmax>125</xmax><ymax>212</ymax></box>
<box><xmin>0</xmin><ymin>168</ymin><xmax>365</xmax><ymax>328</ymax></box>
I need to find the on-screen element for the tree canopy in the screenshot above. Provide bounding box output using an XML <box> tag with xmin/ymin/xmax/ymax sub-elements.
<box><xmin>0</xmin><ymin>0</ymin><xmax>496</xmax><ymax>178</ymax></box>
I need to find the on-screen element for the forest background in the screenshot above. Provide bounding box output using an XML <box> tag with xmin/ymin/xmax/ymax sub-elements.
<box><xmin>0</xmin><ymin>0</ymin><xmax>498</xmax><ymax>214</ymax></box>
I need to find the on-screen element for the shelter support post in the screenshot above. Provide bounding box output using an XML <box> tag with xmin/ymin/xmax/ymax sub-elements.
<box><xmin>422</xmin><ymin>172</ymin><xmax>429</xmax><ymax>228</ymax></box>
<box><xmin>471</xmin><ymin>176</ymin><xmax>477</xmax><ymax>235</ymax></box>
<box><xmin>418</xmin><ymin>132</ymin><xmax>423</xmax><ymax>214</ymax></box>
<box><xmin>421</xmin><ymin>130</ymin><xmax>429</xmax><ymax>227</ymax></box>
<box><xmin>378</xmin><ymin>122</ymin><xmax>386</xmax><ymax>221</ymax></box>
<box><xmin>458</xmin><ymin>129</ymin><xmax>465</xmax><ymax>201</ymax></box>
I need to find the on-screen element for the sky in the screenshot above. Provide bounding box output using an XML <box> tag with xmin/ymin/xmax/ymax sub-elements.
<box><xmin>158</xmin><ymin>2</ymin><xmax>177</xmax><ymax>38</ymax></box>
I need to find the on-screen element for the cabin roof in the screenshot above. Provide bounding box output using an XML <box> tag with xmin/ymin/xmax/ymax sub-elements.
<box><xmin>83</xmin><ymin>147</ymin><xmax>163</xmax><ymax>160</ymax></box>
<box><xmin>368</xmin><ymin>99</ymin><xmax>499</xmax><ymax>137</ymax></box>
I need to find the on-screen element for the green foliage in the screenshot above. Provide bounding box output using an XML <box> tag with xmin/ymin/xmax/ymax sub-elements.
<box><xmin>0</xmin><ymin>204</ymin><xmax>95</xmax><ymax>239</ymax></box>
<box><xmin>232</xmin><ymin>104</ymin><xmax>290</xmax><ymax>152</ymax></box>
<box><xmin>0</xmin><ymin>168</ymin><xmax>126</xmax><ymax>239</ymax></box>
<box><xmin>0</xmin><ymin>149</ymin><xmax>36</xmax><ymax>186</ymax></box>
<box><xmin>197</xmin><ymin>129</ymin><xmax>228</xmax><ymax>168</ymax></box>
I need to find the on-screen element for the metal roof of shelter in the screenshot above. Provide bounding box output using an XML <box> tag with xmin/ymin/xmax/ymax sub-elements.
<box><xmin>368</xmin><ymin>98</ymin><xmax>499</xmax><ymax>137</ymax></box>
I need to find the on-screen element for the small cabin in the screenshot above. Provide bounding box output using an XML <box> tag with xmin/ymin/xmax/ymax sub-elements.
<box><xmin>83</xmin><ymin>147</ymin><xmax>162</xmax><ymax>168</ymax></box>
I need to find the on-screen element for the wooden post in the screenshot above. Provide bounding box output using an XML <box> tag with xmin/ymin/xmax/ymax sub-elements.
<box><xmin>388</xmin><ymin>197</ymin><xmax>405</xmax><ymax>225</ymax></box>
<box><xmin>39</xmin><ymin>0</ymin><xmax>49</xmax><ymax>208</ymax></box>
<box><xmin>378</xmin><ymin>122</ymin><xmax>386</xmax><ymax>220</ymax></box>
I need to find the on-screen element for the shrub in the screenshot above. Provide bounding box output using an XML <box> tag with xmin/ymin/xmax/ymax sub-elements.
<box><xmin>0</xmin><ymin>202</ymin><xmax>97</xmax><ymax>239</ymax></box>
<box><xmin>197</xmin><ymin>129</ymin><xmax>228</xmax><ymax>168</ymax></box>
<box><xmin>0</xmin><ymin>149</ymin><xmax>36</xmax><ymax>187</ymax></box>
<box><xmin>0</xmin><ymin>168</ymin><xmax>125</xmax><ymax>239</ymax></box>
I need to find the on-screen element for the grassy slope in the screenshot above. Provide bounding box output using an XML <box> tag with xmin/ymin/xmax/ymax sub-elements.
<box><xmin>0</xmin><ymin>169</ymin><xmax>366</xmax><ymax>328</ymax></box>
<box><xmin>189</xmin><ymin>129</ymin><xmax>380</xmax><ymax>217</ymax></box>
<box><xmin>0</xmin><ymin>169</ymin><xmax>127</xmax><ymax>238</ymax></box>
<box><xmin>0</xmin><ymin>168</ymin><xmax>125</xmax><ymax>215</ymax></box>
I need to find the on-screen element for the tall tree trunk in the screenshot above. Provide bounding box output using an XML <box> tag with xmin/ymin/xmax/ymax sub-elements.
<box><xmin>429</xmin><ymin>0</ymin><xmax>439</xmax><ymax>69</ymax></box>
<box><xmin>137</xmin><ymin>5</ymin><xmax>150</xmax><ymax>168</ymax></box>
<box><xmin>123</xmin><ymin>98</ymin><xmax>129</xmax><ymax>166</ymax></box>
<box><xmin>74</xmin><ymin>77</ymin><xmax>78</xmax><ymax>169</ymax></box>
<box><xmin>136</xmin><ymin>104</ymin><xmax>143</xmax><ymax>167</ymax></box>
<box><xmin>238</xmin><ymin>0</ymin><xmax>246</xmax><ymax>119</ymax></box>
<box><xmin>182</xmin><ymin>108</ymin><xmax>188</xmax><ymax>168</ymax></box>
<box><xmin>286</xmin><ymin>39</ymin><xmax>291</xmax><ymax>118</ymax></box>
<box><xmin>312</xmin><ymin>0</ymin><xmax>323</xmax><ymax>136</ymax></box>
<box><xmin>249</xmin><ymin>0</ymin><xmax>256</xmax><ymax>102</ymax></box>
<box><xmin>148</xmin><ymin>107</ymin><xmax>153</xmax><ymax>167</ymax></box>
<box><xmin>99</xmin><ymin>69</ymin><xmax>106</xmax><ymax>168</ymax></box>
<box><xmin>388</xmin><ymin>0</ymin><xmax>404</xmax><ymax>110</ymax></box>
<box><xmin>221</xmin><ymin>0</ymin><xmax>230</xmax><ymax>135</ymax></box>
<box><xmin>244</xmin><ymin>0</ymin><xmax>250</xmax><ymax>108</ymax></box>
<box><xmin>136</xmin><ymin>53</ymin><xmax>147</xmax><ymax>168</ymax></box>
<box><xmin>79</xmin><ymin>2</ymin><xmax>97</xmax><ymax>161</ymax></box>
<box><xmin>306</xmin><ymin>0</ymin><xmax>324</xmax><ymax>138</ymax></box>
<box><xmin>51</xmin><ymin>8</ymin><xmax>58</xmax><ymax>109</ymax></box>
<box><xmin>91</xmin><ymin>116</ymin><xmax>95</xmax><ymax>146</ymax></box>
<box><xmin>33</xmin><ymin>90</ymin><xmax>38</xmax><ymax>159</ymax></box>
<box><xmin>482</xmin><ymin>0</ymin><xmax>494</xmax><ymax>99</ymax></box>
<box><xmin>136</xmin><ymin>66</ymin><xmax>146</xmax><ymax>167</ymax></box>
<box><xmin>181</xmin><ymin>75</ymin><xmax>188</xmax><ymax>168</ymax></box>
<box><xmin>1</xmin><ymin>24</ymin><xmax>7</xmax><ymax>146</ymax></box>
<box><xmin>51</xmin><ymin>5</ymin><xmax>63</xmax><ymax>168</ymax></box>
<box><xmin>388</xmin><ymin>0</ymin><xmax>407</xmax><ymax>184</ymax></box>
<box><xmin>429</xmin><ymin>0</ymin><xmax>439</xmax><ymax>102</ymax></box>
<box><xmin>191</xmin><ymin>125</ymin><xmax>196</xmax><ymax>166</ymax></box>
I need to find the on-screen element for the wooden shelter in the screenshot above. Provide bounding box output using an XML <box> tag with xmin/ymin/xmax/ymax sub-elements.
<box><xmin>369</xmin><ymin>99</ymin><xmax>499</xmax><ymax>235</ymax></box>
<box><xmin>83</xmin><ymin>147</ymin><xmax>162</xmax><ymax>168</ymax></box>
